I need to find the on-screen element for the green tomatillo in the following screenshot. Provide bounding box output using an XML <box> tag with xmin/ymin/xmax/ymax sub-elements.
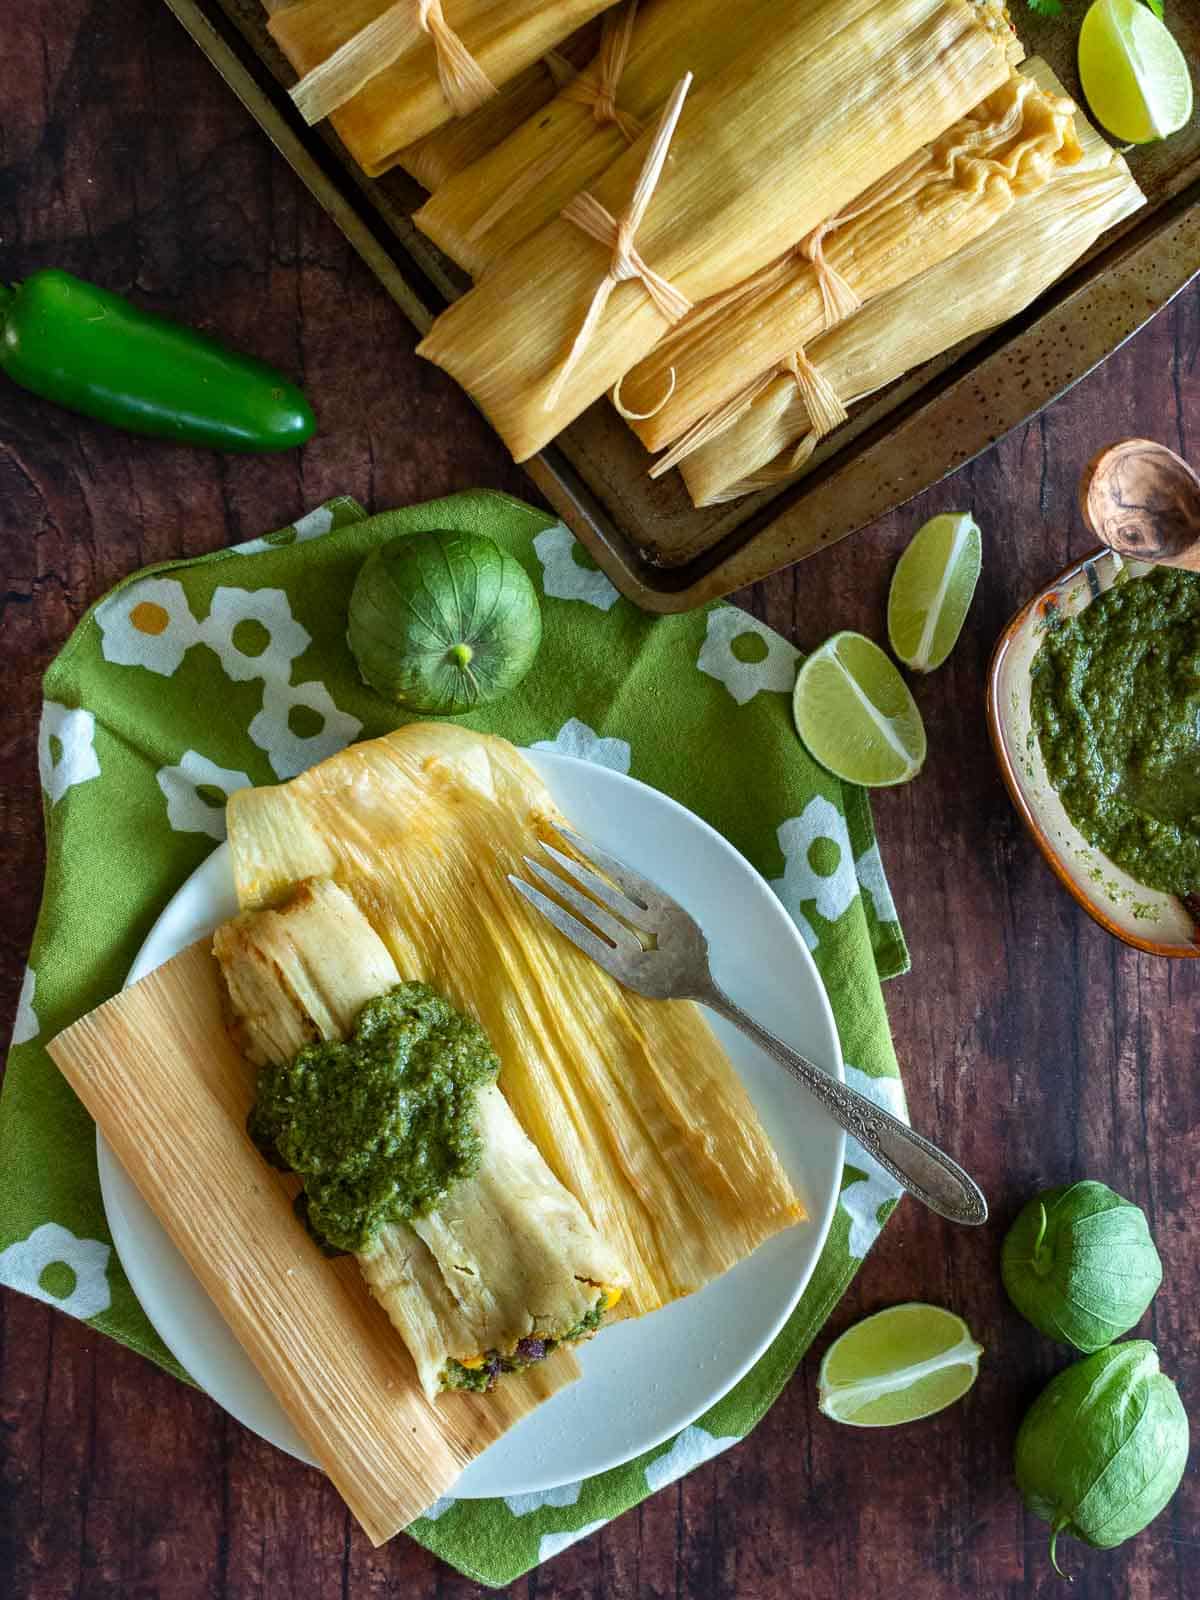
<box><xmin>347</xmin><ymin>525</ymin><xmax>542</xmax><ymax>714</ymax></box>
<box><xmin>1015</xmin><ymin>1341</ymin><xmax>1189</xmax><ymax>1576</ymax></box>
<box><xmin>1002</xmin><ymin>1181</ymin><xmax>1162</xmax><ymax>1352</ymax></box>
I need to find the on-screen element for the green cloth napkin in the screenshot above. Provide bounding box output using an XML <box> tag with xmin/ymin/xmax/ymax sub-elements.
<box><xmin>0</xmin><ymin>491</ymin><xmax>909</xmax><ymax>1587</ymax></box>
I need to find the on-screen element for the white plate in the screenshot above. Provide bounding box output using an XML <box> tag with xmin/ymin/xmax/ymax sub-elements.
<box><xmin>98</xmin><ymin>751</ymin><xmax>845</xmax><ymax>1499</ymax></box>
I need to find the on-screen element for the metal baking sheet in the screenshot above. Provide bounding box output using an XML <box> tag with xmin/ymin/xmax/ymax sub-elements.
<box><xmin>164</xmin><ymin>0</ymin><xmax>1200</xmax><ymax>612</ymax></box>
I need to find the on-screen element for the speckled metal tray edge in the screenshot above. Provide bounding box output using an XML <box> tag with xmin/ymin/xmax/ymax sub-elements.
<box><xmin>163</xmin><ymin>0</ymin><xmax>1200</xmax><ymax>613</ymax></box>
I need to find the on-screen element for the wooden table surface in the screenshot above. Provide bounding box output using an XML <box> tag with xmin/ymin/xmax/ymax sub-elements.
<box><xmin>1</xmin><ymin>4</ymin><xmax>1196</xmax><ymax>1597</ymax></box>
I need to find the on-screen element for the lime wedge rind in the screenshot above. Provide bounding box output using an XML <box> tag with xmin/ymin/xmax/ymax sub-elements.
<box><xmin>817</xmin><ymin>1302</ymin><xmax>984</xmax><ymax>1428</ymax></box>
<box><xmin>1078</xmin><ymin>0</ymin><xmax>1193</xmax><ymax>146</ymax></box>
<box><xmin>792</xmin><ymin>632</ymin><xmax>927</xmax><ymax>789</ymax></box>
<box><xmin>887</xmin><ymin>512</ymin><xmax>982</xmax><ymax>673</ymax></box>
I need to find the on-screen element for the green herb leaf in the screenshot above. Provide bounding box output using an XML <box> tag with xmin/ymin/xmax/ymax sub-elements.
<box><xmin>1025</xmin><ymin>0</ymin><xmax>1064</xmax><ymax>16</ymax></box>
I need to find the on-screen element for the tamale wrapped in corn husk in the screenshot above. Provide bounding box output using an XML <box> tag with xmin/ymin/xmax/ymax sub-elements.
<box><xmin>214</xmin><ymin>877</ymin><xmax>630</xmax><ymax>1402</ymax></box>
<box><xmin>47</xmin><ymin>941</ymin><xmax>581</xmax><ymax>1545</ymax></box>
<box><xmin>225</xmin><ymin>723</ymin><xmax>806</xmax><ymax>1316</ymax></box>
<box><xmin>415</xmin><ymin>0</ymin><xmax>787</xmax><ymax>275</ymax></box>
<box><xmin>397</xmin><ymin>27</ymin><xmax>600</xmax><ymax>191</ymax></box>
<box><xmin>268</xmin><ymin>0</ymin><xmax>622</xmax><ymax>177</ymax></box>
<box><xmin>620</xmin><ymin>68</ymin><xmax>1079</xmax><ymax>455</ymax></box>
<box><xmin>681</xmin><ymin>61</ymin><xmax>1146</xmax><ymax>506</ymax></box>
<box><xmin>417</xmin><ymin>0</ymin><xmax>1014</xmax><ymax>462</ymax></box>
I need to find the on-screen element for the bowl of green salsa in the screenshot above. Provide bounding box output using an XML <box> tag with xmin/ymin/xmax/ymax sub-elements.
<box><xmin>988</xmin><ymin>549</ymin><xmax>1200</xmax><ymax>958</ymax></box>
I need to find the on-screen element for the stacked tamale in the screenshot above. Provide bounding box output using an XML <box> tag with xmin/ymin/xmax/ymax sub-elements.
<box><xmin>272</xmin><ymin>0</ymin><xmax>1146</xmax><ymax>515</ymax></box>
<box><xmin>267</xmin><ymin>0</ymin><xmax>1152</xmax><ymax>508</ymax></box>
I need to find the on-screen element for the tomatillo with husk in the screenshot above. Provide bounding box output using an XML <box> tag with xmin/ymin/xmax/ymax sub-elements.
<box><xmin>1002</xmin><ymin>1181</ymin><xmax>1162</xmax><ymax>1352</ymax></box>
<box><xmin>1015</xmin><ymin>1341</ymin><xmax>1188</xmax><ymax>1576</ymax></box>
<box><xmin>348</xmin><ymin>527</ymin><xmax>542</xmax><ymax>714</ymax></box>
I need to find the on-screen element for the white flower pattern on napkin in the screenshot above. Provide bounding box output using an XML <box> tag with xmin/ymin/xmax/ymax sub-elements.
<box><xmin>696</xmin><ymin>609</ymin><xmax>800</xmax><ymax>706</ymax></box>
<box><xmin>249</xmin><ymin>678</ymin><xmax>362</xmax><ymax>779</ymax></box>
<box><xmin>504</xmin><ymin>1481</ymin><xmax>583</xmax><ymax>1517</ymax></box>
<box><xmin>157</xmin><ymin>750</ymin><xmax>252</xmax><ymax>841</ymax></box>
<box><xmin>200</xmin><ymin>587</ymin><xmax>311</xmax><ymax>683</ymax></box>
<box><xmin>96</xmin><ymin>576</ymin><xmax>200</xmax><ymax>676</ymax></box>
<box><xmin>839</xmin><ymin>1064</ymin><xmax>908</xmax><ymax>1259</ymax></box>
<box><xmin>531</xmin><ymin>718</ymin><xmax>631</xmax><ymax>774</ymax></box>
<box><xmin>534</xmin><ymin>525</ymin><xmax>621</xmax><ymax>611</ymax></box>
<box><xmin>770</xmin><ymin>796</ymin><xmax>859</xmax><ymax>950</ymax></box>
<box><xmin>38</xmin><ymin>703</ymin><xmax>101</xmax><ymax>805</ymax></box>
<box><xmin>0</xmin><ymin>1222</ymin><xmax>112</xmax><ymax>1320</ymax></box>
<box><xmin>11</xmin><ymin>967</ymin><xmax>38</xmax><ymax>1046</ymax></box>
<box><xmin>644</xmin><ymin>1425</ymin><xmax>741</xmax><ymax>1492</ymax></box>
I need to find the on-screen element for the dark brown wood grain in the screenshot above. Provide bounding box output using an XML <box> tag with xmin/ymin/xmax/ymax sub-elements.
<box><xmin>1</xmin><ymin>4</ymin><xmax>1196</xmax><ymax>1598</ymax></box>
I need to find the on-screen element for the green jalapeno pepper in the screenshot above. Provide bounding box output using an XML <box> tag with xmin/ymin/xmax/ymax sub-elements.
<box><xmin>0</xmin><ymin>269</ymin><xmax>315</xmax><ymax>451</ymax></box>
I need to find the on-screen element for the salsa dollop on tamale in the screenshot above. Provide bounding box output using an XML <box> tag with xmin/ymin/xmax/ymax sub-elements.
<box><xmin>249</xmin><ymin>981</ymin><xmax>499</xmax><ymax>1253</ymax></box>
<box><xmin>1030</xmin><ymin>567</ymin><xmax>1200</xmax><ymax>896</ymax></box>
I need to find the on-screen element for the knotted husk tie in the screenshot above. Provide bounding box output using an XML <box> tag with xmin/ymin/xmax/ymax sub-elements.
<box><xmin>561</xmin><ymin>2</ymin><xmax>643</xmax><ymax>143</ymax></box>
<box><xmin>649</xmin><ymin>345</ymin><xmax>846</xmax><ymax>480</ymax></box>
<box><xmin>466</xmin><ymin>4</ymin><xmax>641</xmax><ymax>248</ymax></box>
<box><xmin>291</xmin><ymin>0</ymin><xmax>497</xmax><ymax>127</ymax></box>
<box><xmin>544</xmin><ymin>73</ymin><xmax>693</xmax><ymax>414</ymax></box>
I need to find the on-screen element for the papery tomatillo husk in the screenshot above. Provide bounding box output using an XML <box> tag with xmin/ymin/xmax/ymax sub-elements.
<box><xmin>1015</xmin><ymin>1341</ymin><xmax>1189</xmax><ymax>1575</ymax></box>
<box><xmin>1002</xmin><ymin>1181</ymin><xmax>1162</xmax><ymax>1352</ymax></box>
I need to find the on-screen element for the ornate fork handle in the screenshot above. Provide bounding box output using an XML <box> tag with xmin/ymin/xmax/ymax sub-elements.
<box><xmin>702</xmin><ymin>985</ymin><xmax>987</xmax><ymax>1227</ymax></box>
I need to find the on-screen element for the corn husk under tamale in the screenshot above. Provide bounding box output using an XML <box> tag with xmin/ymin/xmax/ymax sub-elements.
<box><xmin>416</xmin><ymin>0</ymin><xmax>1013</xmax><ymax>462</ymax></box>
<box><xmin>415</xmin><ymin>0</ymin><xmax>788</xmax><ymax>276</ymax></box>
<box><xmin>619</xmin><ymin>68</ymin><xmax>1078</xmax><ymax>455</ymax></box>
<box><xmin>397</xmin><ymin>24</ymin><xmax>601</xmax><ymax>191</ymax></box>
<box><xmin>680</xmin><ymin>62</ymin><xmax>1146</xmax><ymax>506</ymax></box>
<box><xmin>225</xmin><ymin>723</ymin><xmax>806</xmax><ymax>1316</ymax></box>
<box><xmin>268</xmin><ymin>0</ymin><xmax>621</xmax><ymax>177</ymax></box>
<box><xmin>213</xmin><ymin>877</ymin><xmax>630</xmax><ymax>1402</ymax></box>
<box><xmin>47</xmin><ymin>940</ymin><xmax>581</xmax><ymax>1545</ymax></box>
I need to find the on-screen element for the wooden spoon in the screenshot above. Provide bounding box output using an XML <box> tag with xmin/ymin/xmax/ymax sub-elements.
<box><xmin>1080</xmin><ymin>438</ymin><xmax>1200</xmax><ymax>571</ymax></box>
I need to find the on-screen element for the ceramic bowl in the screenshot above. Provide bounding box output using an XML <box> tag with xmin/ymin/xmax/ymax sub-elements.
<box><xmin>987</xmin><ymin>548</ymin><xmax>1199</xmax><ymax>958</ymax></box>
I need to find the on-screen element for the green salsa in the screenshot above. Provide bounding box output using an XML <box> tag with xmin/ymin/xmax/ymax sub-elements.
<box><xmin>248</xmin><ymin>981</ymin><xmax>499</xmax><ymax>1253</ymax></box>
<box><xmin>1029</xmin><ymin>566</ymin><xmax>1200</xmax><ymax>897</ymax></box>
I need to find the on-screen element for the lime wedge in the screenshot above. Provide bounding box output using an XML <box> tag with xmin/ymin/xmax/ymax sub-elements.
<box><xmin>818</xmin><ymin>1303</ymin><xmax>984</xmax><ymax>1428</ymax></box>
<box><xmin>792</xmin><ymin>632</ymin><xmax>926</xmax><ymax>787</ymax></box>
<box><xmin>1078</xmin><ymin>0</ymin><xmax>1194</xmax><ymax>144</ymax></box>
<box><xmin>887</xmin><ymin>512</ymin><xmax>982</xmax><ymax>673</ymax></box>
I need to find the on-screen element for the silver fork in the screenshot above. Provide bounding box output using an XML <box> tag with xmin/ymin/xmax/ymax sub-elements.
<box><xmin>510</xmin><ymin>828</ymin><xmax>987</xmax><ymax>1227</ymax></box>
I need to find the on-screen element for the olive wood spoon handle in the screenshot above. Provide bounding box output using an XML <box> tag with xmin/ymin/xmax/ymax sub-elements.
<box><xmin>1080</xmin><ymin>439</ymin><xmax>1200</xmax><ymax>572</ymax></box>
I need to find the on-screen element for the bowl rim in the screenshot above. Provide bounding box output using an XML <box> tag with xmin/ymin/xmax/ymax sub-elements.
<box><xmin>986</xmin><ymin>548</ymin><xmax>1200</xmax><ymax>961</ymax></box>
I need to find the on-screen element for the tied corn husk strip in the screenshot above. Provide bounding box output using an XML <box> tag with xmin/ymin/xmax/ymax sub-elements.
<box><xmin>560</xmin><ymin>1</ymin><xmax>642</xmax><ymax>141</ymax></box>
<box><xmin>682</xmin><ymin>60</ymin><xmax>1146</xmax><ymax>507</ymax></box>
<box><xmin>47</xmin><ymin>941</ymin><xmax>580</xmax><ymax>1546</ymax></box>
<box><xmin>418</xmin><ymin>0</ymin><xmax>1014</xmax><ymax>462</ymax></box>
<box><xmin>544</xmin><ymin>73</ymin><xmax>693</xmax><ymax>413</ymax></box>
<box><xmin>624</xmin><ymin>67</ymin><xmax>1081</xmax><ymax>453</ymax></box>
<box><xmin>455</xmin><ymin>2</ymin><xmax>643</xmax><ymax>252</ymax></box>
<box><xmin>415</xmin><ymin>0</ymin><xmax>836</xmax><ymax>278</ymax></box>
<box><xmin>213</xmin><ymin>878</ymin><xmax>630</xmax><ymax>1404</ymax></box>
<box><xmin>397</xmin><ymin>38</ymin><xmax>591</xmax><ymax>192</ymax></box>
<box><xmin>269</xmin><ymin>0</ymin><xmax>619</xmax><ymax>178</ymax></box>
<box><xmin>289</xmin><ymin>0</ymin><xmax>497</xmax><ymax>127</ymax></box>
<box><xmin>225</xmin><ymin>723</ymin><xmax>806</xmax><ymax>1315</ymax></box>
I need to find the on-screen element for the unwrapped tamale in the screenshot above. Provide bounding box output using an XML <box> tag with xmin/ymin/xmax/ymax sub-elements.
<box><xmin>214</xmin><ymin>877</ymin><xmax>629</xmax><ymax>1402</ymax></box>
<box><xmin>268</xmin><ymin>0</ymin><xmax>621</xmax><ymax>176</ymax></box>
<box><xmin>417</xmin><ymin>0</ymin><xmax>1014</xmax><ymax>461</ymax></box>
<box><xmin>225</xmin><ymin>723</ymin><xmax>806</xmax><ymax>1316</ymax></box>
<box><xmin>622</xmin><ymin>66</ymin><xmax>1081</xmax><ymax>456</ymax></box>
<box><xmin>680</xmin><ymin>61</ymin><xmax>1146</xmax><ymax>506</ymax></box>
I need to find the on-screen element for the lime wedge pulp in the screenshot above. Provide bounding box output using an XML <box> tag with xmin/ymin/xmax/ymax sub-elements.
<box><xmin>792</xmin><ymin>632</ymin><xmax>926</xmax><ymax>787</ymax></box>
<box><xmin>887</xmin><ymin>512</ymin><xmax>982</xmax><ymax>673</ymax></box>
<box><xmin>818</xmin><ymin>1303</ymin><xmax>984</xmax><ymax>1428</ymax></box>
<box><xmin>1078</xmin><ymin>0</ymin><xmax>1194</xmax><ymax>144</ymax></box>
